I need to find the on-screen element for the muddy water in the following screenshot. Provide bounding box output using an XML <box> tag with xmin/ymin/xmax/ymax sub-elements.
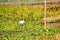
<box><xmin>47</xmin><ymin>22</ymin><xmax>60</xmax><ymax>28</ymax></box>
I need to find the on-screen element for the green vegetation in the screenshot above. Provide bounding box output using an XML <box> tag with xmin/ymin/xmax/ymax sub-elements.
<box><xmin>0</xmin><ymin>4</ymin><xmax>60</xmax><ymax>40</ymax></box>
<box><xmin>0</xmin><ymin>5</ymin><xmax>44</xmax><ymax>31</ymax></box>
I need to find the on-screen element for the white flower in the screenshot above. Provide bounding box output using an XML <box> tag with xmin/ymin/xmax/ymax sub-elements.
<box><xmin>19</xmin><ymin>20</ymin><xmax>25</xmax><ymax>25</ymax></box>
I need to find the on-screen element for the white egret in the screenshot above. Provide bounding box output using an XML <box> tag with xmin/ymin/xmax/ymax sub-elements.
<box><xmin>19</xmin><ymin>20</ymin><xmax>25</xmax><ymax>25</ymax></box>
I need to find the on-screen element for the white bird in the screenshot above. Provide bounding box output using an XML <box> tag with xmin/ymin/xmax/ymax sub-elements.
<box><xmin>19</xmin><ymin>20</ymin><xmax>25</xmax><ymax>25</ymax></box>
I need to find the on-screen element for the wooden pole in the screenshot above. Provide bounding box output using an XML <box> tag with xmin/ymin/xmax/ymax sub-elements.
<box><xmin>44</xmin><ymin>0</ymin><xmax>47</xmax><ymax>28</ymax></box>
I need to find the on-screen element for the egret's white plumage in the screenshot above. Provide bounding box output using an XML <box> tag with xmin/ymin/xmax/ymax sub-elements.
<box><xmin>19</xmin><ymin>20</ymin><xmax>25</xmax><ymax>25</ymax></box>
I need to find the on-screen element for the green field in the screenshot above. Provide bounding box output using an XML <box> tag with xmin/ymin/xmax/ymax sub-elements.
<box><xmin>0</xmin><ymin>4</ymin><xmax>60</xmax><ymax>40</ymax></box>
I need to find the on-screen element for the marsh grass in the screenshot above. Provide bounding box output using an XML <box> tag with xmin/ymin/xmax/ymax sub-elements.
<box><xmin>0</xmin><ymin>4</ymin><xmax>60</xmax><ymax>40</ymax></box>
